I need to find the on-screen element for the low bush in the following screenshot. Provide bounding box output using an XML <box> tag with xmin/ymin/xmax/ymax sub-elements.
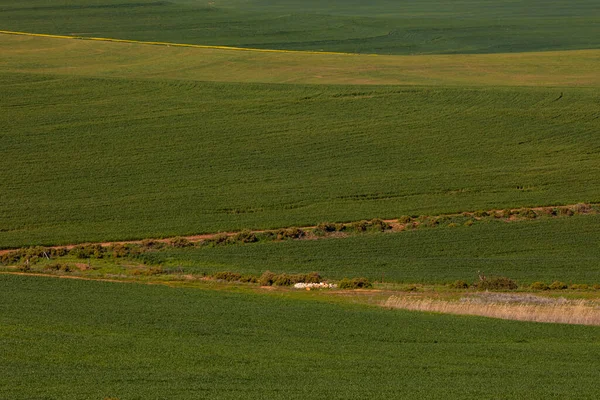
<box><xmin>370</xmin><ymin>218</ymin><xmax>391</xmax><ymax>232</ymax></box>
<box><xmin>44</xmin><ymin>262</ymin><xmax>70</xmax><ymax>272</ymax></box>
<box><xmin>259</xmin><ymin>270</ymin><xmax>276</xmax><ymax>286</ymax></box>
<box><xmin>570</xmin><ymin>284</ymin><xmax>589</xmax><ymax>290</ymax></box>
<box><xmin>449</xmin><ymin>280</ymin><xmax>469</xmax><ymax>289</ymax></box>
<box><xmin>398</xmin><ymin>215</ymin><xmax>412</xmax><ymax>224</ymax></box>
<box><xmin>316</xmin><ymin>222</ymin><xmax>337</xmax><ymax>234</ymax></box>
<box><xmin>169</xmin><ymin>237</ymin><xmax>191</xmax><ymax>248</ymax></box>
<box><xmin>17</xmin><ymin>263</ymin><xmax>31</xmax><ymax>272</ymax></box>
<box><xmin>338</xmin><ymin>277</ymin><xmax>372</xmax><ymax>289</ymax></box>
<box><xmin>473</xmin><ymin>276</ymin><xmax>518</xmax><ymax>291</ymax></box>
<box><xmin>132</xmin><ymin>267</ymin><xmax>164</xmax><ymax>276</ymax></box>
<box><xmin>464</xmin><ymin>220</ymin><xmax>474</xmax><ymax>227</ymax></box>
<box><xmin>549</xmin><ymin>281</ymin><xmax>568</xmax><ymax>290</ymax></box>
<box><xmin>205</xmin><ymin>233</ymin><xmax>230</xmax><ymax>246</ymax></box>
<box><xmin>256</xmin><ymin>271</ymin><xmax>322</xmax><ymax>286</ymax></box>
<box><xmin>522</xmin><ymin>209</ymin><xmax>537</xmax><ymax>219</ymax></box>
<box><xmin>213</xmin><ymin>271</ymin><xmax>242</xmax><ymax>281</ymax></box>
<box><xmin>239</xmin><ymin>275</ymin><xmax>258</xmax><ymax>283</ymax></box>
<box><xmin>276</xmin><ymin>227</ymin><xmax>305</xmax><ymax>240</ymax></box>
<box><xmin>425</xmin><ymin>217</ymin><xmax>439</xmax><ymax>227</ymax></box>
<box><xmin>141</xmin><ymin>239</ymin><xmax>166</xmax><ymax>250</ymax></box>
<box><xmin>351</xmin><ymin>220</ymin><xmax>369</xmax><ymax>232</ymax></box>
<box><xmin>273</xmin><ymin>274</ymin><xmax>293</xmax><ymax>286</ymax></box>
<box><xmin>108</xmin><ymin>243</ymin><xmax>142</xmax><ymax>258</ymax></box>
<box><xmin>530</xmin><ymin>281</ymin><xmax>549</xmax><ymax>291</ymax></box>
<box><xmin>572</xmin><ymin>203</ymin><xmax>591</xmax><ymax>214</ymax></box>
<box><xmin>231</xmin><ymin>230</ymin><xmax>258</xmax><ymax>244</ymax></box>
<box><xmin>559</xmin><ymin>207</ymin><xmax>574</xmax><ymax>216</ymax></box>
<box><xmin>70</xmin><ymin>244</ymin><xmax>105</xmax><ymax>259</ymax></box>
<box><xmin>473</xmin><ymin>210</ymin><xmax>488</xmax><ymax>218</ymax></box>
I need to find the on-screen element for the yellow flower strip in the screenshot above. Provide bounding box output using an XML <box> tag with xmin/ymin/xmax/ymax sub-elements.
<box><xmin>0</xmin><ymin>29</ymin><xmax>370</xmax><ymax>56</ymax></box>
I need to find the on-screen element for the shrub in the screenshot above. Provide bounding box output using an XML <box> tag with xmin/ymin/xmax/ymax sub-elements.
<box><xmin>593</xmin><ymin>284</ymin><xmax>600</xmax><ymax>290</ymax></box>
<box><xmin>449</xmin><ymin>280</ymin><xmax>469</xmax><ymax>289</ymax></box>
<box><xmin>49</xmin><ymin>247</ymin><xmax>68</xmax><ymax>258</ymax></box>
<box><xmin>473</xmin><ymin>210</ymin><xmax>488</xmax><ymax>218</ymax></box>
<box><xmin>572</xmin><ymin>203</ymin><xmax>591</xmax><ymax>214</ymax></box>
<box><xmin>351</xmin><ymin>220</ymin><xmax>369</xmax><ymax>232</ymax></box>
<box><xmin>213</xmin><ymin>271</ymin><xmax>242</xmax><ymax>281</ymax></box>
<box><xmin>259</xmin><ymin>271</ymin><xmax>276</xmax><ymax>286</ymax></box>
<box><xmin>141</xmin><ymin>239</ymin><xmax>165</xmax><ymax>250</ymax></box>
<box><xmin>464</xmin><ymin>220</ymin><xmax>474</xmax><ymax>227</ymax></box>
<box><xmin>398</xmin><ymin>215</ymin><xmax>412</xmax><ymax>224</ymax></box>
<box><xmin>17</xmin><ymin>263</ymin><xmax>31</xmax><ymax>272</ymax></box>
<box><xmin>169</xmin><ymin>237</ymin><xmax>191</xmax><ymax>248</ymax></box>
<box><xmin>549</xmin><ymin>281</ymin><xmax>568</xmax><ymax>290</ymax></box>
<box><xmin>447</xmin><ymin>223</ymin><xmax>458</xmax><ymax>228</ymax></box>
<box><xmin>132</xmin><ymin>267</ymin><xmax>164</xmax><ymax>276</ymax></box>
<box><xmin>570</xmin><ymin>284</ymin><xmax>589</xmax><ymax>290</ymax></box>
<box><xmin>559</xmin><ymin>207</ymin><xmax>574</xmax><ymax>216</ymax></box>
<box><xmin>474</xmin><ymin>276</ymin><xmax>518</xmax><ymax>291</ymax></box>
<box><xmin>301</xmin><ymin>272</ymin><xmax>321</xmax><ymax>284</ymax></box>
<box><xmin>44</xmin><ymin>263</ymin><xmax>61</xmax><ymax>271</ymax></box>
<box><xmin>276</xmin><ymin>227</ymin><xmax>305</xmax><ymax>240</ymax></box>
<box><xmin>273</xmin><ymin>274</ymin><xmax>293</xmax><ymax>286</ymax></box>
<box><xmin>232</xmin><ymin>230</ymin><xmax>258</xmax><ymax>244</ymax></box>
<box><xmin>530</xmin><ymin>281</ymin><xmax>549</xmax><ymax>291</ymax></box>
<box><xmin>316</xmin><ymin>222</ymin><xmax>337</xmax><ymax>234</ymax></box>
<box><xmin>70</xmin><ymin>244</ymin><xmax>105</xmax><ymax>259</ymax></box>
<box><xmin>239</xmin><ymin>274</ymin><xmax>258</xmax><ymax>283</ymax></box>
<box><xmin>502</xmin><ymin>209</ymin><xmax>512</xmax><ymax>218</ymax></box>
<box><xmin>522</xmin><ymin>209</ymin><xmax>537</xmax><ymax>219</ymax></box>
<box><xmin>370</xmin><ymin>218</ymin><xmax>391</xmax><ymax>232</ymax></box>
<box><xmin>335</xmin><ymin>223</ymin><xmax>346</xmax><ymax>232</ymax></box>
<box><xmin>338</xmin><ymin>277</ymin><xmax>372</xmax><ymax>289</ymax></box>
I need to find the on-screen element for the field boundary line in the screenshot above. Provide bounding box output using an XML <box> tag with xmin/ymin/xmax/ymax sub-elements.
<box><xmin>0</xmin><ymin>29</ymin><xmax>368</xmax><ymax>56</ymax></box>
<box><xmin>0</xmin><ymin>202</ymin><xmax>597</xmax><ymax>255</ymax></box>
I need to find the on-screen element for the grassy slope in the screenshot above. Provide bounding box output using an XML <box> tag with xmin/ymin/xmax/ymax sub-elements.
<box><xmin>0</xmin><ymin>0</ymin><xmax>598</xmax><ymax>54</ymax></box>
<box><xmin>2</xmin><ymin>275</ymin><xmax>599</xmax><ymax>399</ymax></box>
<box><xmin>1</xmin><ymin>70</ymin><xmax>598</xmax><ymax>247</ymax></box>
<box><xmin>138</xmin><ymin>215</ymin><xmax>600</xmax><ymax>284</ymax></box>
<box><xmin>2</xmin><ymin>34</ymin><xmax>600</xmax><ymax>87</ymax></box>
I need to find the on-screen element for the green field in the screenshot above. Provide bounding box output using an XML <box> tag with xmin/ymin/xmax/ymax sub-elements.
<box><xmin>2</xmin><ymin>34</ymin><xmax>599</xmax><ymax>86</ymax></box>
<box><xmin>2</xmin><ymin>2</ymin><xmax>600</xmax><ymax>398</ymax></box>
<box><xmin>2</xmin><ymin>274</ymin><xmax>599</xmax><ymax>399</ymax></box>
<box><xmin>1</xmin><ymin>36</ymin><xmax>599</xmax><ymax>248</ymax></box>
<box><xmin>1</xmin><ymin>0</ymin><xmax>599</xmax><ymax>54</ymax></box>
<box><xmin>135</xmin><ymin>215</ymin><xmax>600</xmax><ymax>285</ymax></box>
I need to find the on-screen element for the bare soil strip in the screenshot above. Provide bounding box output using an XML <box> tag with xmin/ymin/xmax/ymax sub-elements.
<box><xmin>384</xmin><ymin>293</ymin><xmax>600</xmax><ymax>326</ymax></box>
<box><xmin>0</xmin><ymin>203</ymin><xmax>597</xmax><ymax>256</ymax></box>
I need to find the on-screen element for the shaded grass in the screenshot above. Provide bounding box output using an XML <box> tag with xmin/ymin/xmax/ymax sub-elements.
<box><xmin>138</xmin><ymin>215</ymin><xmax>600</xmax><ymax>285</ymax></box>
<box><xmin>0</xmin><ymin>0</ymin><xmax>598</xmax><ymax>55</ymax></box>
<box><xmin>1</xmin><ymin>274</ymin><xmax>600</xmax><ymax>399</ymax></box>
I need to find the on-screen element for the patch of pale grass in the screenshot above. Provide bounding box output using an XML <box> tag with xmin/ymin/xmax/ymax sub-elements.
<box><xmin>383</xmin><ymin>293</ymin><xmax>600</xmax><ymax>326</ymax></box>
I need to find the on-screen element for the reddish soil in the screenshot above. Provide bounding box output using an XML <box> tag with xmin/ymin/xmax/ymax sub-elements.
<box><xmin>0</xmin><ymin>203</ymin><xmax>595</xmax><ymax>256</ymax></box>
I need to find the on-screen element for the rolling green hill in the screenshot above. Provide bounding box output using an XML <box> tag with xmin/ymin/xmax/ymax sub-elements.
<box><xmin>1</xmin><ymin>68</ymin><xmax>598</xmax><ymax>247</ymax></box>
<box><xmin>2</xmin><ymin>274</ymin><xmax>599</xmax><ymax>399</ymax></box>
<box><xmin>136</xmin><ymin>215</ymin><xmax>600</xmax><ymax>285</ymax></box>
<box><xmin>0</xmin><ymin>0</ymin><xmax>599</xmax><ymax>54</ymax></box>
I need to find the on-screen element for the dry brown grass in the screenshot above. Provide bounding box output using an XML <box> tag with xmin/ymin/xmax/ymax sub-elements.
<box><xmin>383</xmin><ymin>293</ymin><xmax>600</xmax><ymax>326</ymax></box>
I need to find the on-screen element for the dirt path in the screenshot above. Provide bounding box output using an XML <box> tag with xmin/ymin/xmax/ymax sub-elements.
<box><xmin>0</xmin><ymin>203</ymin><xmax>596</xmax><ymax>256</ymax></box>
